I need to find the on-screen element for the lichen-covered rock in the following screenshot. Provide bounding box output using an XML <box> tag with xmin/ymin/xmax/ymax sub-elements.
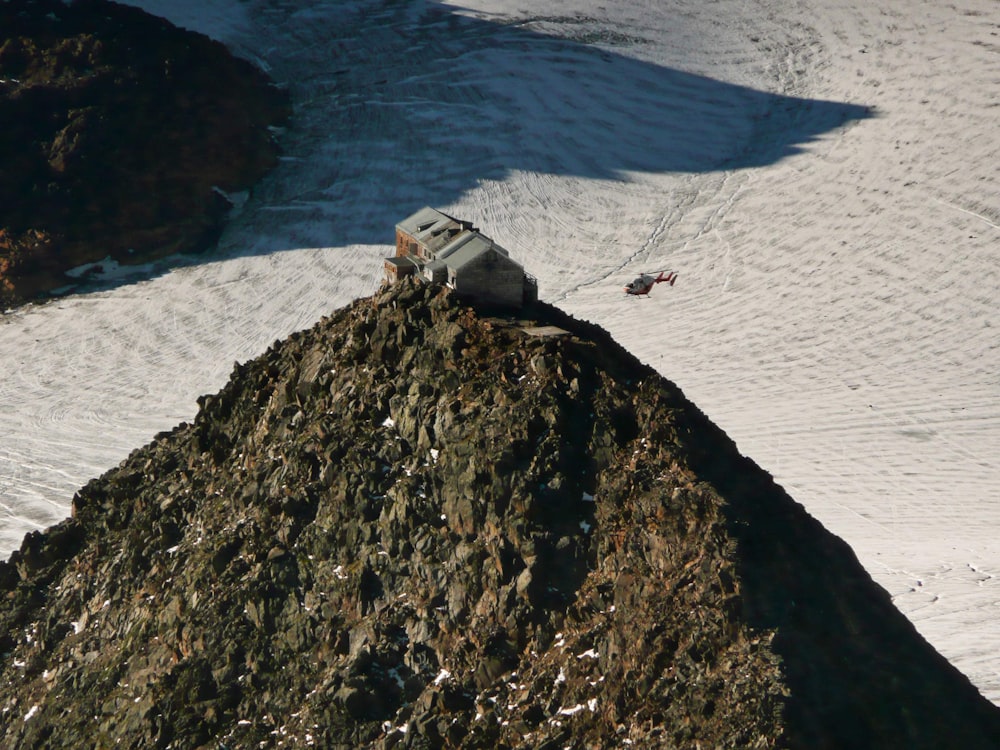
<box><xmin>1</xmin><ymin>279</ymin><xmax>998</xmax><ymax>748</ymax></box>
<box><xmin>0</xmin><ymin>0</ymin><xmax>289</xmax><ymax>307</ymax></box>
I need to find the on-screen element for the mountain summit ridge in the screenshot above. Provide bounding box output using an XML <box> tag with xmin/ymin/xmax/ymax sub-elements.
<box><xmin>2</xmin><ymin>279</ymin><xmax>998</xmax><ymax>748</ymax></box>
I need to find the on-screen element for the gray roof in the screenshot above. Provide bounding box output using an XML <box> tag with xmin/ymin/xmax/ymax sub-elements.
<box><xmin>442</xmin><ymin>233</ymin><xmax>516</xmax><ymax>271</ymax></box>
<box><xmin>396</xmin><ymin>208</ymin><xmax>519</xmax><ymax>273</ymax></box>
<box><xmin>385</xmin><ymin>255</ymin><xmax>424</xmax><ymax>270</ymax></box>
<box><xmin>396</xmin><ymin>207</ymin><xmax>468</xmax><ymax>252</ymax></box>
<box><xmin>440</xmin><ymin>230</ymin><xmax>510</xmax><ymax>259</ymax></box>
<box><xmin>436</xmin><ymin>231</ymin><xmax>478</xmax><ymax>261</ymax></box>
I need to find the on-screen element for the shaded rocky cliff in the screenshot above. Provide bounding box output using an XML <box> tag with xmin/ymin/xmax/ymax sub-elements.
<box><xmin>0</xmin><ymin>0</ymin><xmax>289</xmax><ymax>307</ymax></box>
<box><xmin>1</xmin><ymin>280</ymin><xmax>998</xmax><ymax>748</ymax></box>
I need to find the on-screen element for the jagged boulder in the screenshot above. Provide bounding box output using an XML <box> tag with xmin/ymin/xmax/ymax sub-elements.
<box><xmin>1</xmin><ymin>279</ymin><xmax>998</xmax><ymax>748</ymax></box>
<box><xmin>0</xmin><ymin>0</ymin><xmax>289</xmax><ymax>307</ymax></box>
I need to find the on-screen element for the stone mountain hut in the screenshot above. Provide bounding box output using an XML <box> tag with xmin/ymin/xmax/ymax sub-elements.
<box><xmin>384</xmin><ymin>207</ymin><xmax>537</xmax><ymax>309</ymax></box>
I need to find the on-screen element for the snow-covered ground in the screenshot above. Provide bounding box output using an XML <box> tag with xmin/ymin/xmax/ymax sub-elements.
<box><xmin>1</xmin><ymin>0</ymin><xmax>997</xmax><ymax>704</ymax></box>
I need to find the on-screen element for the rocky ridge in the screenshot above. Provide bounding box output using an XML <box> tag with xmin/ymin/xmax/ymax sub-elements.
<box><xmin>0</xmin><ymin>0</ymin><xmax>289</xmax><ymax>307</ymax></box>
<box><xmin>1</xmin><ymin>279</ymin><xmax>999</xmax><ymax>748</ymax></box>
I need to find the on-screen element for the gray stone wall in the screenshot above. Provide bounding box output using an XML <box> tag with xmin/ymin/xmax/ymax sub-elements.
<box><xmin>452</xmin><ymin>250</ymin><xmax>524</xmax><ymax>307</ymax></box>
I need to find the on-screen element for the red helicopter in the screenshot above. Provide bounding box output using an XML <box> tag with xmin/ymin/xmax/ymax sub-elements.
<box><xmin>624</xmin><ymin>270</ymin><xmax>678</xmax><ymax>296</ymax></box>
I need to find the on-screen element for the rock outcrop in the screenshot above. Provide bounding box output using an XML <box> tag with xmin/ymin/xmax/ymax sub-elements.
<box><xmin>0</xmin><ymin>0</ymin><xmax>289</xmax><ymax>307</ymax></box>
<box><xmin>1</xmin><ymin>279</ymin><xmax>998</xmax><ymax>748</ymax></box>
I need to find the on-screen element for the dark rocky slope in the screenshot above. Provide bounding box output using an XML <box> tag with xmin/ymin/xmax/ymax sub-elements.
<box><xmin>1</xmin><ymin>280</ymin><xmax>998</xmax><ymax>748</ymax></box>
<box><xmin>0</xmin><ymin>0</ymin><xmax>289</xmax><ymax>307</ymax></box>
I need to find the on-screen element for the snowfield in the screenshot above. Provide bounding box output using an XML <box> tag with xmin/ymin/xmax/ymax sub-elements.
<box><xmin>1</xmin><ymin>0</ymin><xmax>998</xmax><ymax>704</ymax></box>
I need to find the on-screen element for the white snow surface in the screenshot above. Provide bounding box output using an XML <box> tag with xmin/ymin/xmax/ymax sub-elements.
<box><xmin>1</xmin><ymin>0</ymin><xmax>998</xmax><ymax>704</ymax></box>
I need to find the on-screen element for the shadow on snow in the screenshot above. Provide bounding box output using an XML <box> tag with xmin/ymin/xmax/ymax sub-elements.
<box><xmin>69</xmin><ymin>0</ymin><xmax>873</xmax><ymax>294</ymax></box>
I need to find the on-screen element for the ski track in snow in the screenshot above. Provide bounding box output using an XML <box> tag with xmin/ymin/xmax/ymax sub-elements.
<box><xmin>1</xmin><ymin>0</ymin><xmax>998</xmax><ymax>704</ymax></box>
